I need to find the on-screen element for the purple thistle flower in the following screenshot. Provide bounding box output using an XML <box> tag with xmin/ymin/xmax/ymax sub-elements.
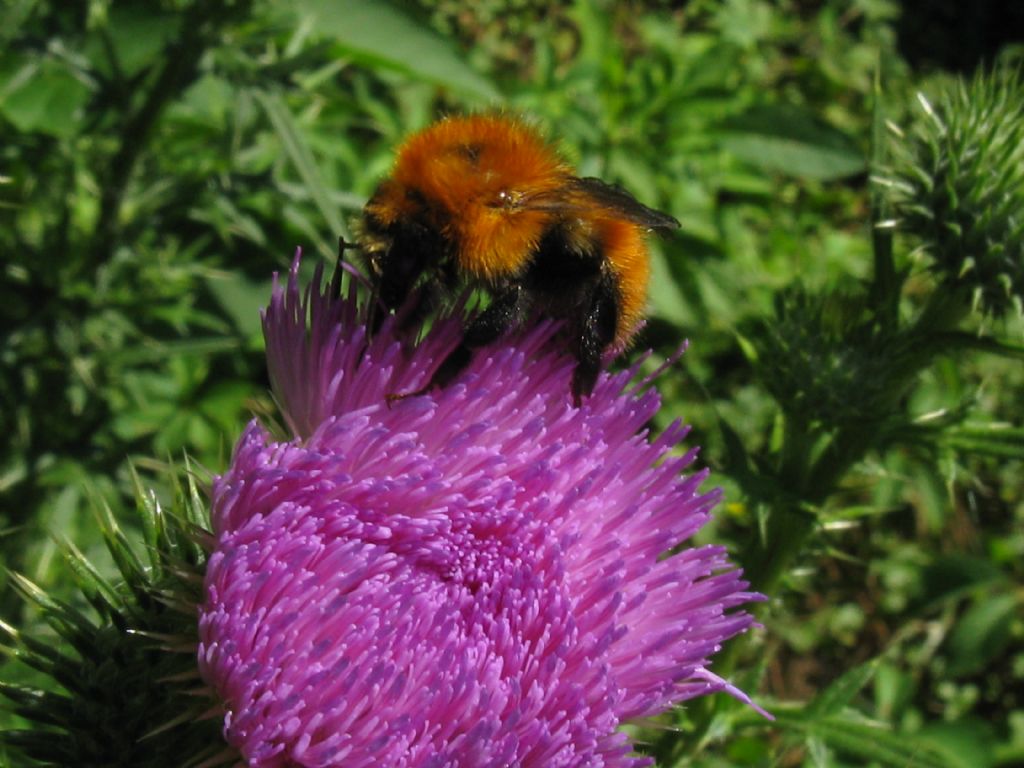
<box><xmin>198</xmin><ymin>250</ymin><xmax>766</xmax><ymax>767</ymax></box>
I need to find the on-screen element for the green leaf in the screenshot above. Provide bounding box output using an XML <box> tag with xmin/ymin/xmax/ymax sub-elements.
<box><xmin>292</xmin><ymin>0</ymin><xmax>499</xmax><ymax>102</ymax></box>
<box><xmin>0</xmin><ymin>58</ymin><xmax>91</xmax><ymax>138</ymax></box>
<box><xmin>95</xmin><ymin>5</ymin><xmax>181</xmax><ymax>78</ymax></box>
<box><xmin>720</xmin><ymin>105</ymin><xmax>866</xmax><ymax>181</ymax></box>
<box><xmin>204</xmin><ymin>271</ymin><xmax>275</xmax><ymax>340</ymax></box>
<box><xmin>647</xmin><ymin>248</ymin><xmax>693</xmax><ymax>326</ymax></box>
<box><xmin>943</xmin><ymin>423</ymin><xmax>1024</xmax><ymax>460</ymax></box>
<box><xmin>945</xmin><ymin>593</ymin><xmax>1017</xmax><ymax>678</ymax></box>
<box><xmin>675</xmin><ymin>38</ymin><xmax>743</xmax><ymax>95</ymax></box>
<box><xmin>0</xmin><ymin>0</ymin><xmax>33</xmax><ymax>47</ymax></box>
<box><xmin>919</xmin><ymin>555</ymin><xmax>1006</xmax><ymax>609</ymax></box>
<box><xmin>255</xmin><ymin>90</ymin><xmax>347</xmax><ymax>239</ymax></box>
<box><xmin>920</xmin><ymin>719</ymin><xmax>998</xmax><ymax>768</ymax></box>
<box><xmin>774</xmin><ymin>710</ymin><xmax>952</xmax><ymax>767</ymax></box>
<box><xmin>821</xmin><ymin>503</ymin><xmax>902</xmax><ymax>522</ymax></box>
<box><xmin>806</xmin><ymin>659</ymin><xmax>879</xmax><ymax>717</ymax></box>
<box><xmin>873</xmin><ymin>662</ymin><xmax>914</xmax><ymax>721</ymax></box>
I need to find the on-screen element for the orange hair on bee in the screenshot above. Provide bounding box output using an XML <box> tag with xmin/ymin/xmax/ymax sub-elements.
<box><xmin>385</xmin><ymin>114</ymin><xmax>571</xmax><ymax>282</ymax></box>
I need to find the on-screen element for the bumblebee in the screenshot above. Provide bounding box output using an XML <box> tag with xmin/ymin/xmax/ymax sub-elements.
<box><xmin>357</xmin><ymin>114</ymin><xmax>679</xmax><ymax>403</ymax></box>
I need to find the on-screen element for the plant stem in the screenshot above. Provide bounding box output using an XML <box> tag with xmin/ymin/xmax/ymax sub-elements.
<box><xmin>87</xmin><ymin>1</ymin><xmax>249</xmax><ymax>264</ymax></box>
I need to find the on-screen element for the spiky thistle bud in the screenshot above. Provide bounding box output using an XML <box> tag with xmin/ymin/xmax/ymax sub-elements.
<box><xmin>0</xmin><ymin>469</ymin><xmax>231</xmax><ymax>768</ymax></box>
<box><xmin>745</xmin><ymin>287</ymin><xmax>907</xmax><ymax>427</ymax></box>
<box><xmin>883</xmin><ymin>68</ymin><xmax>1024</xmax><ymax>317</ymax></box>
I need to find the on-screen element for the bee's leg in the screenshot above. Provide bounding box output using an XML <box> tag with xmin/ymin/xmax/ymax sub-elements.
<box><xmin>372</xmin><ymin>264</ymin><xmax>413</xmax><ymax>335</ymax></box>
<box><xmin>387</xmin><ymin>286</ymin><xmax>522</xmax><ymax>404</ymax></box>
<box><xmin>330</xmin><ymin>235</ymin><xmax>350</xmax><ymax>298</ymax></box>
<box><xmin>433</xmin><ymin>284</ymin><xmax>523</xmax><ymax>387</ymax></box>
<box><xmin>396</xmin><ymin>276</ymin><xmax>442</xmax><ymax>333</ymax></box>
<box><xmin>571</xmin><ymin>273</ymin><xmax>619</xmax><ymax>405</ymax></box>
<box><xmin>367</xmin><ymin>288</ymin><xmax>385</xmax><ymax>336</ymax></box>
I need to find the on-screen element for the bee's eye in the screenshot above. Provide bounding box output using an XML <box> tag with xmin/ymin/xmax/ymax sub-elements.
<box><xmin>493</xmin><ymin>189</ymin><xmax>520</xmax><ymax>209</ymax></box>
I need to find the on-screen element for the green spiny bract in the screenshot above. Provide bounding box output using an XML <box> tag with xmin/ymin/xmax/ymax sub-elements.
<box><xmin>0</xmin><ymin>465</ymin><xmax>231</xmax><ymax>768</ymax></box>
<box><xmin>884</xmin><ymin>68</ymin><xmax>1024</xmax><ymax>317</ymax></box>
<box><xmin>747</xmin><ymin>287</ymin><xmax>907</xmax><ymax>428</ymax></box>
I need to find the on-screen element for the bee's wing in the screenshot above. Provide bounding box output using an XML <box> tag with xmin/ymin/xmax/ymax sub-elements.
<box><xmin>512</xmin><ymin>176</ymin><xmax>679</xmax><ymax>229</ymax></box>
<box><xmin>566</xmin><ymin>177</ymin><xmax>680</xmax><ymax>229</ymax></box>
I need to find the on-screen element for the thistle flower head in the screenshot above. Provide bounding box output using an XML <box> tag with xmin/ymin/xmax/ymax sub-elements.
<box><xmin>885</xmin><ymin>68</ymin><xmax>1024</xmax><ymax>316</ymax></box>
<box><xmin>197</xmin><ymin>252</ymin><xmax>764</xmax><ymax>766</ymax></box>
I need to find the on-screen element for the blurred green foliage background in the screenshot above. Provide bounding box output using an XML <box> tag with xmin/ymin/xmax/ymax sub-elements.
<box><xmin>1</xmin><ymin>0</ymin><xmax>1021</xmax><ymax>765</ymax></box>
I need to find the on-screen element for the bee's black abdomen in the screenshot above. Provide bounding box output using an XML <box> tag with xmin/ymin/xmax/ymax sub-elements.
<box><xmin>526</xmin><ymin>226</ymin><xmax>603</xmax><ymax>297</ymax></box>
